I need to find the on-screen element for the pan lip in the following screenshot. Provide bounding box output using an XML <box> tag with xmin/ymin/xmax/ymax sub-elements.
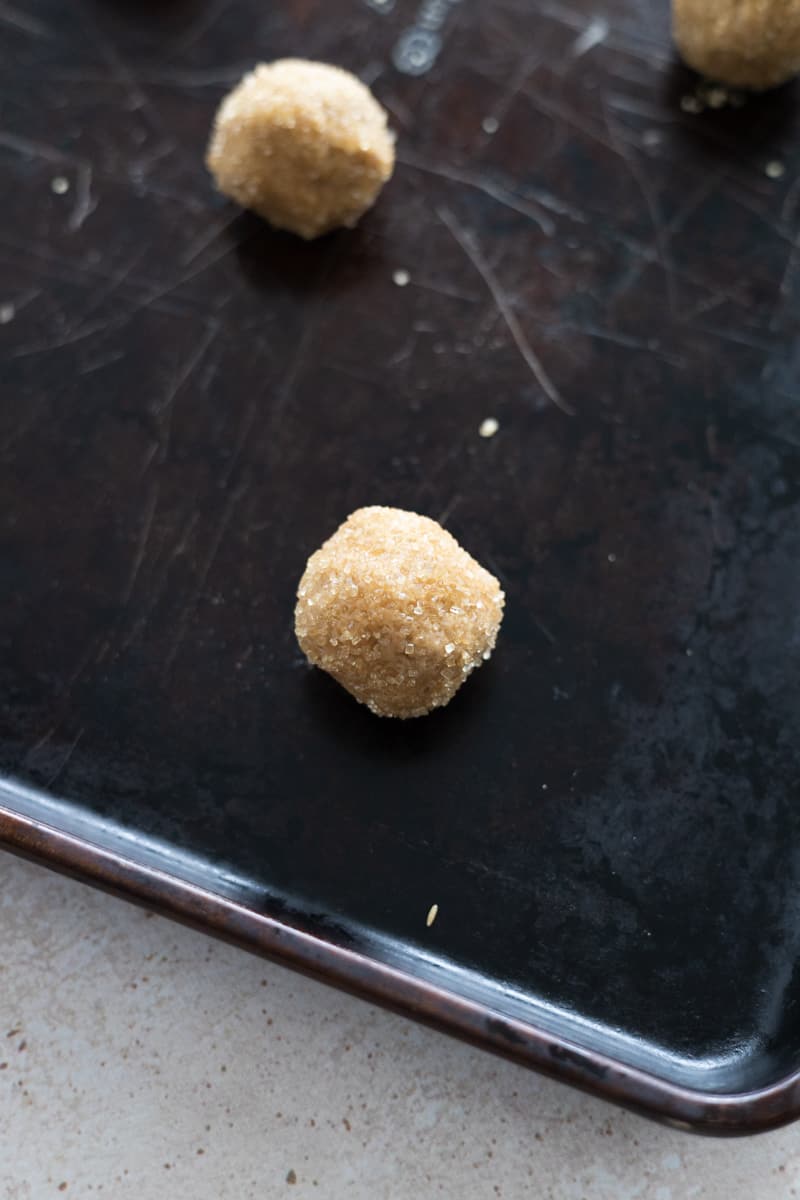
<box><xmin>1</xmin><ymin>797</ymin><xmax>798</xmax><ymax>1137</ymax></box>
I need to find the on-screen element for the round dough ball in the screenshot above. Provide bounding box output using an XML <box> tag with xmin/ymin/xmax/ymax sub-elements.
<box><xmin>673</xmin><ymin>0</ymin><xmax>800</xmax><ymax>89</ymax></box>
<box><xmin>206</xmin><ymin>59</ymin><xmax>395</xmax><ymax>238</ymax></box>
<box><xmin>295</xmin><ymin>507</ymin><xmax>505</xmax><ymax>719</ymax></box>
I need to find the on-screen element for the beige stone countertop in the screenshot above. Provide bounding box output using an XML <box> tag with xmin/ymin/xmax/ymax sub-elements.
<box><xmin>1</xmin><ymin>852</ymin><xmax>797</xmax><ymax>1199</ymax></box>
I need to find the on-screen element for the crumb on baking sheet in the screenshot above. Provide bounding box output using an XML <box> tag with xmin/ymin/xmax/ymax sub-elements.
<box><xmin>479</xmin><ymin>417</ymin><xmax>500</xmax><ymax>438</ymax></box>
<box><xmin>206</xmin><ymin>59</ymin><xmax>395</xmax><ymax>239</ymax></box>
<box><xmin>0</xmin><ymin>303</ymin><xmax>15</xmax><ymax>325</ymax></box>
<box><xmin>392</xmin><ymin>268</ymin><xmax>410</xmax><ymax>286</ymax></box>
<box><xmin>426</xmin><ymin>903</ymin><xmax>439</xmax><ymax>927</ymax></box>
<box><xmin>766</xmin><ymin>160</ymin><xmax>786</xmax><ymax>179</ymax></box>
<box><xmin>680</xmin><ymin>81</ymin><xmax>748</xmax><ymax>112</ymax></box>
<box><xmin>50</xmin><ymin>176</ymin><xmax>69</xmax><ymax>195</ymax></box>
<box><xmin>295</xmin><ymin>507</ymin><xmax>504</xmax><ymax>719</ymax></box>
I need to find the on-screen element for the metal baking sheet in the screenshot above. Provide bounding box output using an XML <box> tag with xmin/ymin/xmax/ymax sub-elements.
<box><xmin>2</xmin><ymin>0</ymin><xmax>800</xmax><ymax>1133</ymax></box>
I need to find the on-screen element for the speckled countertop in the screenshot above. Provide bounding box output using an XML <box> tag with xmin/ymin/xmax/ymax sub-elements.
<box><xmin>1</xmin><ymin>854</ymin><xmax>797</xmax><ymax>1200</ymax></box>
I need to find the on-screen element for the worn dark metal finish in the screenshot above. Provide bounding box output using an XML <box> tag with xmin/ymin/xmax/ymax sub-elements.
<box><xmin>2</xmin><ymin>0</ymin><xmax>800</xmax><ymax>1133</ymax></box>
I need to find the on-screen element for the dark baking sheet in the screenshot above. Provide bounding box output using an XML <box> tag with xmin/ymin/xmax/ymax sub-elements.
<box><xmin>2</xmin><ymin>0</ymin><xmax>800</xmax><ymax>1133</ymax></box>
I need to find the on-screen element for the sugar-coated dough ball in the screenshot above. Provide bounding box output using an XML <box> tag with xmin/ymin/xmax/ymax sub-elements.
<box><xmin>295</xmin><ymin>507</ymin><xmax>505</xmax><ymax>719</ymax></box>
<box><xmin>206</xmin><ymin>59</ymin><xmax>395</xmax><ymax>238</ymax></box>
<box><xmin>673</xmin><ymin>0</ymin><xmax>800</xmax><ymax>89</ymax></box>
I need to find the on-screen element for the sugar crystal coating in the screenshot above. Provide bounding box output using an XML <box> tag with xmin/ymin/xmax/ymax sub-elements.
<box><xmin>206</xmin><ymin>59</ymin><xmax>395</xmax><ymax>239</ymax></box>
<box><xmin>295</xmin><ymin>507</ymin><xmax>505</xmax><ymax>718</ymax></box>
<box><xmin>673</xmin><ymin>0</ymin><xmax>800</xmax><ymax>90</ymax></box>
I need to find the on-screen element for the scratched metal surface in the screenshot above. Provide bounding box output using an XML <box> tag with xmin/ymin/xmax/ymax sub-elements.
<box><xmin>2</xmin><ymin>0</ymin><xmax>800</xmax><ymax>1099</ymax></box>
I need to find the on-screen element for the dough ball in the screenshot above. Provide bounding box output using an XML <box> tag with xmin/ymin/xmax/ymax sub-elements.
<box><xmin>673</xmin><ymin>0</ymin><xmax>800</xmax><ymax>89</ymax></box>
<box><xmin>295</xmin><ymin>507</ymin><xmax>505</xmax><ymax>719</ymax></box>
<box><xmin>206</xmin><ymin>59</ymin><xmax>395</xmax><ymax>238</ymax></box>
